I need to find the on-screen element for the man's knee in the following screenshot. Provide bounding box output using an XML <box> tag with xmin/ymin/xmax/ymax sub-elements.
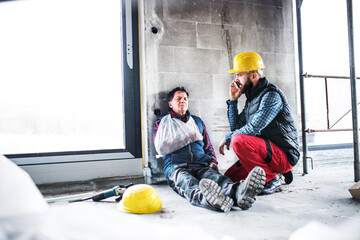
<box><xmin>231</xmin><ymin>134</ymin><xmax>248</xmax><ymax>149</ymax></box>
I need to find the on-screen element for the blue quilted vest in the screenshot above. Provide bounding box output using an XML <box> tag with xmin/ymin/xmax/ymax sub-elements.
<box><xmin>244</xmin><ymin>78</ymin><xmax>300</xmax><ymax>166</ymax></box>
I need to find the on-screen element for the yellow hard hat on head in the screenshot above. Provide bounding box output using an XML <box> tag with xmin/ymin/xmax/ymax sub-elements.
<box><xmin>117</xmin><ymin>184</ymin><xmax>162</xmax><ymax>214</ymax></box>
<box><xmin>228</xmin><ymin>52</ymin><xmax>265</xmax><ymax>73</ymax></box>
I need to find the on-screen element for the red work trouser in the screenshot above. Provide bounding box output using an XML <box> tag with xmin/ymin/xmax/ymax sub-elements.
<box><xmin>224</xmin><ymin>134</ymin><xmax>293</xmax><ymax>182</ymax></box>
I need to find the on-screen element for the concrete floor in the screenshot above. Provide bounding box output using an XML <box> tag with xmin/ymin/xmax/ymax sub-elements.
<box><xmin>40</xmin><ymin>162</ymin><xmax>360</xmax><ymax>240</ymax></box>
<box><xmin>1</xmin><ymin>159</ymin><xmax>360</xmax><ymax>240</ymax></box>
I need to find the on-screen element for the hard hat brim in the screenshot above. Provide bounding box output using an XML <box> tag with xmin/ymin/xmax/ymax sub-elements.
<box><xmin>228</xmin><ymin>69</ymin><xmax>237</xmax><ymax>73</ymax></box>
<box><xmin>116</xmin><ymin>199</ymin><xmax>162</xmax><ymax>214</ymax></box>
<box><xmin>228</xmin><ymin>67</ymin><xmax>265</xmax><ymax>74</ymax></box>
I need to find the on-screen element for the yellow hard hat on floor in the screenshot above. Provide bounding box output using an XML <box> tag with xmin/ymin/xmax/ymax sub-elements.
<box><xmin>228</xmin><ymin>52</ymin><xmax>265</xmax><ymax>73</ymax></box>
<box><xmin>117</xmin><ymin>184</ymin><xmax>162</xmax><ymax>214</ymax></box>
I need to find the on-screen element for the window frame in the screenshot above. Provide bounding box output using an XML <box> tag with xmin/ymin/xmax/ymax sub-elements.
<box><xmin>5</xmin><ymin>0</ymin><xmax>142</xmax><ymax>167</ymax></box>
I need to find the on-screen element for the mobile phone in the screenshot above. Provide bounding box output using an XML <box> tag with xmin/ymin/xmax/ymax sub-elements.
<box><xmin>233</xmin><ymin>81</ymin><xmax>241</xmax><ymax>89</ymax></box>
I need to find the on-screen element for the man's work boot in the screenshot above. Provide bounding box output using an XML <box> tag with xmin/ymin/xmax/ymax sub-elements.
<box><xmin>199</xmin><ymin>178</ymin><xmax>234</xmax><ymax>213</ymax></box>
<box><xmin>281</xmin><ymin>170</ymin><xmax>293</xmax><ymax>184</ymax></box>
<box><xmin>260</xmin><ymin>174</ymin><xmax>282</xmax><ymax>195</ymax></box>
<box><xmin>236</xmin><ymin>166</ymin><xmax>266</xmax><ymax>210</ymax></box>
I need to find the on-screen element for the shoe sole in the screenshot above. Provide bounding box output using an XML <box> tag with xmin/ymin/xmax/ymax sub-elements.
<box><xmin>237</xmin><ymin>166</ymin><xmax>266</xmax><ymax>210</ymax></box>
<box><xmin>199</xmin><ymin>178</ymin><xmax>234</xmax><ymax>213</ymax></box>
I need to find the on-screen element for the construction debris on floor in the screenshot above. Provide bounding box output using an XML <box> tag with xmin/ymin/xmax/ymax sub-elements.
<box><xmin>1</xmin><ymin>154</ymin><xmax>360</xmax><ymax>240</ymax></box>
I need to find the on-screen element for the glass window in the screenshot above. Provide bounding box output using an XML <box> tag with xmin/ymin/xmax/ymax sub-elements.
<box><xmin>0</xmin><ymin>0</ymin><xmax>136</xmax><ymax>158</ymax></box>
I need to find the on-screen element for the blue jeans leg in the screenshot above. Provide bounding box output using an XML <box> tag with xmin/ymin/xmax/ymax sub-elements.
<box><xmin>167</xmin><ymin>166</ymin><xmax>239</xmax><ymax>211</ymax></box>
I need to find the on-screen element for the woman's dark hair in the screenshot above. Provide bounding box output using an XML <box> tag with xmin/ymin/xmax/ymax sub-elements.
<box><xmin>167</xmin><ymin>87</ymin><xmax>189</xmax><ymax>102</ymax></box>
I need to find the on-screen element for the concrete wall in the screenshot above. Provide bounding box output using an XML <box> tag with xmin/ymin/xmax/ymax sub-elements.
<box><xmin>140</xmin><ymin>0</ymin><xmax>297</xmax><ymax>183</ymax></box>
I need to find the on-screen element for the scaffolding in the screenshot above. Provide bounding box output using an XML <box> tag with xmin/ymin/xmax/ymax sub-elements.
<box><xmin>296</xmin><ymin>0</ymin><xmax>359</xmax><ymax>181</ymax></box>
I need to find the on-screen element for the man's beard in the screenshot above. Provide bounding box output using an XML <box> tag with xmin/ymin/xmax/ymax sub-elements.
<box><xmin>241</xmin><ymin>77</ymin><xmax>253</xmax><ymax>94</ymax></box>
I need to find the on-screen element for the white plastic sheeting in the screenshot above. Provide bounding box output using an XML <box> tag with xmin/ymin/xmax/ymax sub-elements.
<box><xmin>0</xmin><ymin>155</ymin><xmax>48</xmax><ymax>218</ymax></box>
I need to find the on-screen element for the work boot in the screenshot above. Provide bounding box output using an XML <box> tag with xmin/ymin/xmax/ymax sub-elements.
<box><xmin>260</xmin><ymin>174</ymin><xmax>282</xmax><ymax>195</ymax></box>
<box><xmin>235</xmin><ymin>166</ymin><xmax>266</xmax><ymax>210</ymax></box>
<box><xmin>199</xmin><ymin>178</ymin><xmax>234</xmax><ymax>213</ymax></box>
<box><xmin>281</xmin><ymin>170</ymin><xmax>293</xmax><ymax>184</ymax></box>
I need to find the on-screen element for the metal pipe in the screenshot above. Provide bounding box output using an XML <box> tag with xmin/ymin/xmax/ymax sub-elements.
<box><xmin>324</xmin><ymin>78</ymin><xmax>330</xmax><ymax>129</ymax></box>
<box><xmin>305</xmin><ymin>128</ymin><xmax>359</xmax><ymax>133</ymax></box>
<box><xmin>347</xmin><ymin>0</ymin><xmax>359</xmax><ymax>182</ymax></box>
<box><xmin>296</xmin><ymin>0</ymin><xmax>308</xmax><ymax>174</ymax></box>
<box><xmin>304</xmin><ymin>74</ymin><xmax>360</xmax><ymax>80</ymax></box>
